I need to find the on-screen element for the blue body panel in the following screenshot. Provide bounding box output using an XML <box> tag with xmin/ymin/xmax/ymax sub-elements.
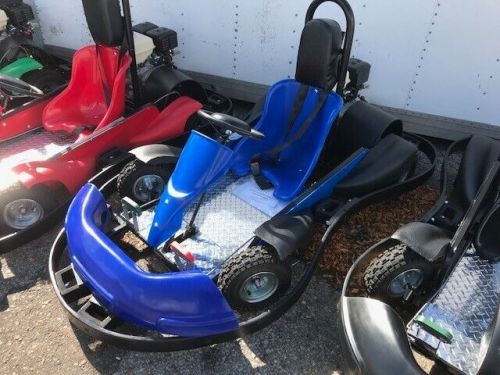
<box><xmin>286</xmin><ymin>149</ymin><xmax>369</xmax><ymax>215</ymax></box>
<box><xmin>66</xmin><ymin>184</ymin><xmax>239</xmax><ymax>337</ymax></box>
<box><xmin>232</xmin><ymin>79</ymin><xmax>343</xmax><ymax>201</ymax></box>
<box><xmin>147</xmin><ymin>131</ymin><xmax>234</xmax><ymax>247</ymax></box>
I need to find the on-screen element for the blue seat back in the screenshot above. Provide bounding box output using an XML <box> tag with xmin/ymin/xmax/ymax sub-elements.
<box><xmin>231</xmin><ymin>79</ymin><xmax>343</xmax><ymax>200</ymax></box>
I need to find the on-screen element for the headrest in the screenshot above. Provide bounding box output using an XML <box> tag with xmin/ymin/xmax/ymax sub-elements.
<box><xmin>82</xmin><ymin>0</ymin><xmax>124</xmax><ymax>47</ymax></box>
<box><xmin>295</xmin><ymin>18</ymin><xmax>343</xmax><ymax>90</ymax></box>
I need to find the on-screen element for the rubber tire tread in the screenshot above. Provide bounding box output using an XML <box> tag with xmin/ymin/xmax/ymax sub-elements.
<box><xmin>218</xmin><ymin>245</ymin><xmax>291</xmax><ymax>311</ymax></box>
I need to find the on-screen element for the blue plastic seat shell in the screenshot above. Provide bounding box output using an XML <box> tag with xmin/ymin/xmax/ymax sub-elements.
<box><xmin>232</xmin><ymin>79</ymin><xmax>343</xmax><ymax>200</ymax></box>
<box><xmin>147</xmin><ymin>131</ymin><xmax>235</xmax><ymax>247</ymax></box>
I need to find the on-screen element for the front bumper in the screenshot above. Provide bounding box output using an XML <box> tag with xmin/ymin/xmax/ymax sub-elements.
<box><xmin>64</xmin><ymin>183</ymin><xmax>238</xmax><ymax>338</ymax></box>
<box><xmin>338</xmin><ymin>296</ymin><xmax>425</xmax><ymax>375</ymax></box>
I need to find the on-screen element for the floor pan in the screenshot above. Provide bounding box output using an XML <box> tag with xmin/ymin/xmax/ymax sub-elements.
<box><xmin>0</xmin><ymin>128</ymin><xmax>77</xmax><ymax>168</ymax></box>
<box><xmin>131</xmin><ymin>174</ymin><xmax>289</xmax><ymax>276</ymax></box>
<box><xmin>408</xmin><ymin>248</ymin><xmax>500</xmax><ymax>374</ymax></box>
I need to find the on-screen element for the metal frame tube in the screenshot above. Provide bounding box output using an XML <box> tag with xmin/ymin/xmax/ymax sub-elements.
<box><xmin>121</xmin><ymin>0</ymin><xmax>142</xmax><ymax>106</ymax></box>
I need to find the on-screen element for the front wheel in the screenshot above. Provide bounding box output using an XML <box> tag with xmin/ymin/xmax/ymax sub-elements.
<box><xmin>364</xmin><ymin>243</ymin><xmax>435</xmax><ymax>305</ymax></box>
<box><xmin>117</xmin><ymin>160</ymin><xmax>173</xmax><ymax>203</ymax></box>
<box><xmin>0</xmin><ymin>182</ymin><xmax>57</xmax><ymax>234</ymax></box>
<box><xmin>217</xmin><ymin>245</ymin><xmax>292</xmax><ymax>311</ymax></box>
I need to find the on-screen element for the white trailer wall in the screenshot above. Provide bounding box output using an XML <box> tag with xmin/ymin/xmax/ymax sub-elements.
<box><xmin>31</xmin><ymin>0</ymin><xmax>500</xmax><ymax>137</ymax></box>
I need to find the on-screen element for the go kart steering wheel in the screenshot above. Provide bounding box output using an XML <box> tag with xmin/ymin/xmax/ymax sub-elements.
<box><xmin>198</xmin><ymin>109</ymin><xmax>265</xmax><ymax>140</ymax></box>
<box><xmin>0</xmin><ymin>73</ymin><xmax>44</xmax><ymax>112</ymax></box>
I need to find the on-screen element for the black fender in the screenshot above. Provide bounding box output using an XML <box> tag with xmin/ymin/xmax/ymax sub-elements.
<box><xmin>391</xmin><ymin>222</ymin><xmax>451</xmax><ymax>262</ymax></box>
<box><xmin>141</xmin><ymin>65</ymin><xmax>208</xmax><ymax>105</ymax></box>
<box><xmin>254</xmin><ymin>211</ymin><xmax>314</xmax><ymax>261</ymax></box>
<box><xmin>128</xmin><ymin>144</ymin><xmax>181</xmax><ymax>166</ymax></box>
<box><xmin>335</xmin><ymin>133</ymin><xmax>418</xmax><ymax>197</ymax></box>
<box><xmin>333</xmin><ymin>101</ymin><xmax>403</xmax><ymax>161</ymax></box>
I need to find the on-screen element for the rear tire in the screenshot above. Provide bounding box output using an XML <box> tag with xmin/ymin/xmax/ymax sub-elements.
<box><xmin>0</xmin><ymin>182</ymin><xmax>58</xmax><ymax>234</ymax></box>
<box><xmin>21</xmin><ymin>68</ymin><xmax>65</xmax><ymax>93</ymax></box>
<box><xmin>218</xmin><ymin>245</ymin><xmax>291</xmax><ymax>311</ymax></box>
<box><xmin>364</xmin><ymin>243</ymin><xmax>435</xmax><ymax>305</ymax></box>
<box><xmin>117</xmin><ymin>160</ymin><xmax>173</xmax><ymax>203</ymax></box>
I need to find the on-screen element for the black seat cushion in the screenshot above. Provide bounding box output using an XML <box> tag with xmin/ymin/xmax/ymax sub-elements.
<box><xmin>295</xmin><ymin>19</ymin><xmax>343</xmax><ymax>90</ymax></box>
<box><xmin>335</xmin><ymin>134</ymin><xmax>417</xmax><ymax>197</ymax></box>
<box><xmin>82</xmin><ymin>0</ymin><xmax>124</xmax><ymax>47</ymax></box>
<box><xmin>454</xmin><ymin>135</ymin><xmax>500</xmax><ymax>211</ymax></box>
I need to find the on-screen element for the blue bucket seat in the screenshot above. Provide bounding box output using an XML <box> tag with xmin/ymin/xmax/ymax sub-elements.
<box><xmin>231</xmin><ymin>19</ymin><xmax>345</xmax><ymax>201</ymax></box>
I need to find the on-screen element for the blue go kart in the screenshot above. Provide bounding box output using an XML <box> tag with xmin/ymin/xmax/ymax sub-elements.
<box><xmin>49</xmin><ymin>0</ymin><xmax>436</xmax><ymax>351</ymax></box>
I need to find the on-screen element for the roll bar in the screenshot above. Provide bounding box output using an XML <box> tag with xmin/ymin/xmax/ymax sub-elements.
<box><xmin>305</xmin><ymin>0</ymin><xmax>355</xmax><ymax>95</ymax></box>
<box><xmin>121</xmin><ymin>0</ymin><xmax>142</xmax><ymax>106</ymax></box>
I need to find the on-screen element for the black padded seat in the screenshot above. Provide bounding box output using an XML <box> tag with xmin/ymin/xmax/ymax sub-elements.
<box><xmin>454</xmin><ymin>135</ymin><xmax>500</xmax><ymax>211</ymax></box>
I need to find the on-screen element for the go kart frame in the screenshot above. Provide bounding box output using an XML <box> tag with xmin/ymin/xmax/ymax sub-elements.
<box><xmin>339</xmin><ymin>135</ymin><xmax>500</xmax><ymax>375</ymax></box>
<box><xmin>50</xmin><ymin>0</ymin><xmax>436</xmax><ymax>351</ymax></box>
<box><xmin>0</xmin><ymin>0</ymin><xmax>231</xmax><ymax>252</ymax></box>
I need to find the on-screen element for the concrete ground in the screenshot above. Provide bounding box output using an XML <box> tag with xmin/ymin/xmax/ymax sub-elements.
<box><xmin>1</xmin><ymin>230</ymin><xmax>344</xmax><ymax>374</ymax></box>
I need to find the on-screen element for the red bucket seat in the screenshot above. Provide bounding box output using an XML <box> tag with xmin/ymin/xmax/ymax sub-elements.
<box><xmin>42</xmin><ymin>0</ymin><xmax>130</xmax><ymax>134</ymax></box>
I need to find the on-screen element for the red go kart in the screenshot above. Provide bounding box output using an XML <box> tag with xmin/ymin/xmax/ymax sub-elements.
<box><xmin>0</xmin><ymin>0</ymin><xmax>213</xmax><ymax>251</ymax></box>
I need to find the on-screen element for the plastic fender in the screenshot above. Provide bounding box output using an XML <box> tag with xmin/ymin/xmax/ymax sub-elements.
<box><xmin>13</xmin><ymin>157</ymin><xmax>96</xmax><ymax>194</ymax></box>
<box><xmin>128</xmin><ymin>96</ymin><xmax>202</xmax><ymax>146</ymax></box>
<box><xmin>0</xmin><ymin>57</ymin><xmax>43</xmax><ymax>79</ymax></box>
<box><xmin>67</xmin><ymin>184</ymin><xmax>239</xmax><ymax>337</ymax></box>
<box><xmin>255</xmin><ymin>212</ymin><xmax>314</xmax><ymax>261</ymax></box>
<box><xmin>148</xmin><ymin>131</ymin><xmax>234</xmax><ymax>247</ymax></box>
<box><xmin>391</xmin><ymin>222</ymin><xmax>451</xmax><ymax>262</ymax></box>
<box><xmin>141</xmin><ymin>65</ymin><xmax>208</xmax><ymax>104</ymax></box>
<box><xmin>129</xmin><ymin>144</ymin><xmax>181</xmax><ymax>165</ymax></box>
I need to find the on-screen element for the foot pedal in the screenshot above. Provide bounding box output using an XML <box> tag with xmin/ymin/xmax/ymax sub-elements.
<box><xmin>415</xmin><ymin>315</ymin><xmax>453</xmax><ymax>344</ymax></box>
<box><xmin>170</xmin><ymin>241</ymin><xmax>195</xmax><ymax>264</ymax></box>
<box><xmin>54</xmin><ymin>264</ymin><xmax>89</xmax><ymax>303</ymax></box>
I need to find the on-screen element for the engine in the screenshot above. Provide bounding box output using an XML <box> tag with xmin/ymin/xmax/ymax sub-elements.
<box><xmin>0</xmin><ymin>0</ymin><xmax>35</xmax><ymax>37</ymax></box>
<box><xmin>132</xmin><ymin>22</ymin><xmax>207</xmax><ymax>106</ymax></box>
